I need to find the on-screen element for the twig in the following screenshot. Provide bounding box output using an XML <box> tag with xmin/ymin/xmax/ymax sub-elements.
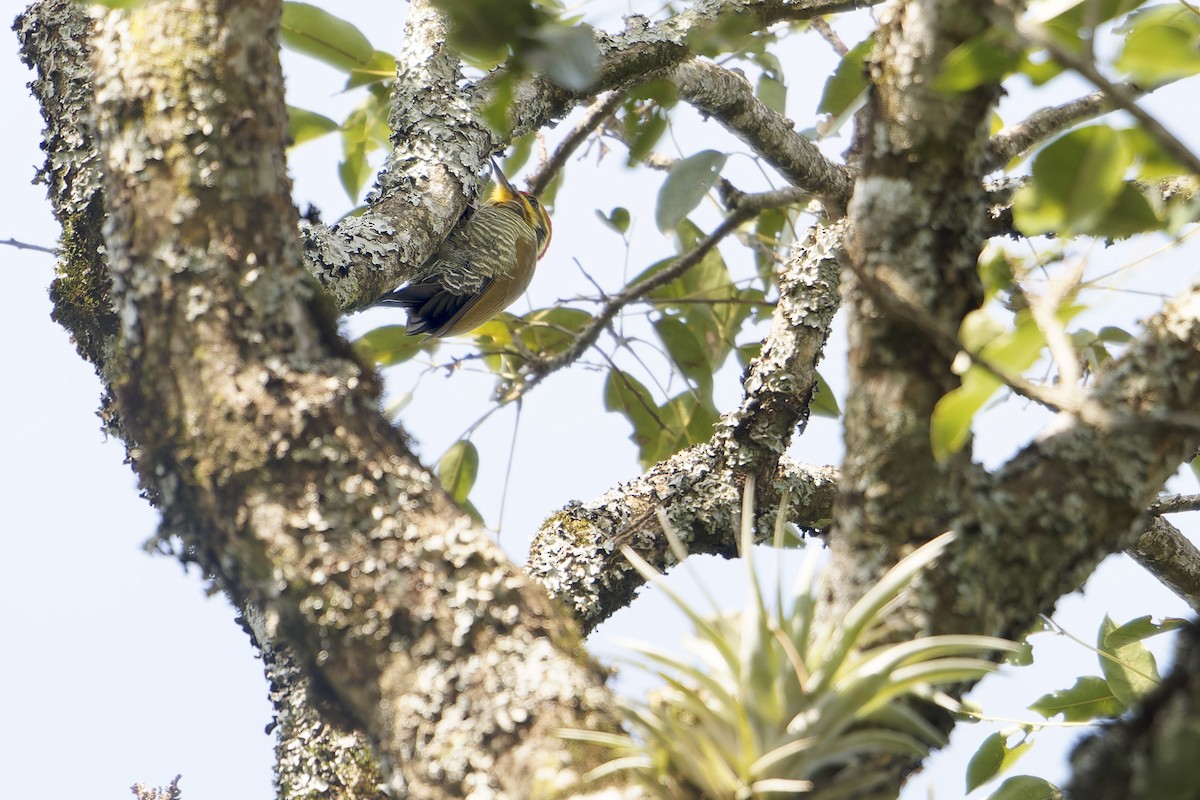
<box><xmin>501</xmin><ymin>206</ymin><xmax>758</xmax><ymax>403</ymax></box>
<box><xmin>1</xmin><ymin>237</ymin><xmax>57</xmax><ymax>255</ymax></box>
<box><xmin>526</xmin><ymin>91</ymin><xmax>626</xmax><ymax>196</ymax></box>
<box><xmin>1027</xmin><ymin>257</ymin><xmax>1086</xmax><ymax>389</ymax></box>
<box><xmin>848</xmin><ymin>256</ymin><xmax>1111</xmax><ymax>421</ymax></box>
<box><xmin>811</xmin><ymin>17</ymin><xmax>849</xmax><ymax>56</ymax></box>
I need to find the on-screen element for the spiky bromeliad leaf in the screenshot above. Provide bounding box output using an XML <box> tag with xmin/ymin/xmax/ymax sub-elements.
<box><xmin>563</xmin><ymin>489</ymin><xmax>1017</xmax><ymax>799</ymax></box>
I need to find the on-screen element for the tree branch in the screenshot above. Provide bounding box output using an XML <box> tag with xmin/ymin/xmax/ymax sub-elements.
<box><xmin>828</xmin><ymin>0</ymin><xmax>998</xmax><ymax>624</ymax></box>
<box><xmin>1152</xmin><ymin>493</ymin><xmax>1200</xmax><ymax>515</ymax></box>
<box><xmin>999</xmin><ymin>3</ymin><xmax>1200</xmax><ymax>176</ymax></box>
<box><xmin>527</xmin><ymin>222</ymin><xmax>846</xmax><ymax>630</ymax></box>
<box><xmin>48</xmin><ymin>2</ymin><xmax>622</xmax><ymax>797</ymax></box>
<box><xmin>946</xmin><ymin>279</ymin><xmax>1200</xmax><ymax>637</ymax></box>
<box><xmin>303</xmin><ymin>0</ymin><xmax>884</xmax><ymax>312</ymax></box>
<box><xmin>671</xmin><ymin>59</ymin><xmax>856</xmax><ymax>214</ymax></box>
<box><xmin>1129</xmin><ymin>516</ymin><xmax>1200</xmax><ymax>614</ymax></box>
<box><xmin>986</xmin><ymin>83</ymin><xmax>1142</xmax><ymax>169</ymax></box>
<box><xmin>526</xmin><ymin>90</ymin><xmax>626</xmax><ymax>196</ymax></box>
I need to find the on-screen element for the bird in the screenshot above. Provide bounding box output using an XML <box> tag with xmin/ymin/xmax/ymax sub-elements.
<box><xmin>375</xmin><ymin>159</ymin><xmax>552</xmax><ymax>338</ymax></box>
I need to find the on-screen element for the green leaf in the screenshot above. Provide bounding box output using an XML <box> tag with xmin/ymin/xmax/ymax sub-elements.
<box><xmin>932</xmin><ymin>305</ymin><xmax>1081</xmax><ymax>461</ymax></box>
<box><xmin>1012</xmin><ymin>125</ymin><xmax>1132</xmax><ymax>235</ymax></box>
<box><xmin>1098</xmin><ymin>325</ymin><xmax>1133</xmax><ymax>343</ymax></box>
<box><xmin>437</xmin><ymin>440</ymin><xmax>479</xmax><ymax>504</ymax></box>
<box><xmin>337</xmin><ymin>90</ymin><xmax>391</xmax><ymax>202</ymax></box>
<box><xmin>1121</xmin><ymin>127</ymin><xmax>1190</xmax><ymax>180</ymax></box>
<box><xmin>1089</xmin><ymin>182</ymin><xmax>1161</xmax><ymax>239</ymax></box>
<box><xmin>604</xmin><ymin>369</ymin><xmax>662</xmax><ymax>457</ymax></box>
<box><xmin>756</xmin><ymin>74</ymin><xmax>787</xmax><ymax>114</ymax></box>
<box><xmin>281</xmin><ymin>3</ymin><xmax>376</xmax><ymax>72</ymax></box>
<box><xmin>596</xmin><ymin>207</ymin><xmax>631</xmax><ymax>235</ymax></box>
<box><xmin>524</xmin><ymin>23</ymin><xmax>598</xmax><ymax>91</ymax></box>
<box><xmin>516</xmin><ymin>307</ymin><xmax>591</xmax><ymax>356</ymax></box>
<box><xmin>1041</xmin><ymin>0</ymin><xmax>1153</xmax><ymax>48</ymax></box>
<box><xmin>931</xmin><ymin>365</ymin><xmax>1000</xmax><ymax>461</ymax></box>
<box><xmin>1007</xmin><ymin>639</ymin><xmax>1035</xmax><ymax>667</ymax></box>
<box><xmin>88</xmin><ymin>0</ymin><xmax>148</xmax><ymax>8</ymax></box>
<box><xmin>656</xmin><ymin>150</ymin><xmax>728</xmax><ymax>233</ymax></box>
<box><xmin>1098</xmin><ymin>614</ymin><xmax>1160</xmax><ymax>705</ymax></box>
<box><xmin>346</xmin><ymin>50</ymin><xmax>397</xmax><ymax>89</ymax></box>
<box><xmin>655</xmin><ymin>314</ymin><xmax>715</xmax><ymax>398</ymax></box>
<box><xmin>624</xmin><ymin>103</ymin><xmax>669</xmax><ymax>164</ymax></box>
<box><xmin>967</xmin><ymin>731</ymin><xmax>1035</xmax><ymax>792</ymax></box>
<box><xmin>287</xmin><ymin>106</ymin><xmax>340</xmax><ymax>148</ymax></box>
<box><xmin>810</xmin><ymin>371</ymin><xmax>840</xmax><ymax>418</ymax></box>
<box><xmin>978</xmin><ymin>246</ymin><xmax>1016</xmax><ymax>302</ymax></box>
<box><xmin>753</xmin><ymin>206</ymin><xmax>788</xmax><ymax>285</ymax></box>
<box><xmin>432</xmin><ymin>0</ymin><xmax>542</xmax><ymax>63</ymax></box>
<box><xmin>934</xmin><ymin>34</ymin><xmax>1023</xmax><ymax>92</ymax></box>
<box><xmin>736</xmin><ymin>341</ymin><xmax>762</xmax><ymax>368</ymax></box>
<box><xmin>966</xmin><ymin>732</ymin><xmax>1007</xmax><ymax>792</ymax></box>
<box><xmin>818</xmin><ymin>34</ymin><xmax>874</xmax><ymax>116</ymax></box>
<box><xmin>482</xmin><ymin>72</ymin><xmax>516</xmax><ymax>138</ymax></box>
<box><xmin>339</xmin><ymin>145</ymin><xmax>369</xmax><ymax>203</ymax></box>
<box><xmin>1028</xmin><ymin>675</ymin><xmax>1123</xmax><ymax>721</ymax></box>
<box><xmin>1019</xmin><ymin>54</ymin><xmax>1065</xmax><ymax>85</ymax></box>
<box><xmin>985</xmin><ymin>775</ymin><xmax>1062</xmax><ymax>800</ymax></box>
<box><xmin>1116</xmin><ymin>5</ymin><xmax>1200</xmax><ymax>84</ymax></box>
<box><xmin>354</xmin><ymin>325</ymin><xmax>431</xmax><ymax>366</ymax></box>
<box><xmin>1103</xmin><ymin>615</ymin><xmax>1189</xmax><ymax>649</ymax></box>
<box><xmin>650</xmin><ymin>393</ymin><xmax>720</xmax><ymax>466</ymax></box>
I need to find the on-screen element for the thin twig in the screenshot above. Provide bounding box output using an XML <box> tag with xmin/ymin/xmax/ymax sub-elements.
<box><xmin>1</xmin><ymin>237</ymin><xmax>57</xmax><ymax>255</ymax></box>
<box><xmin>810</xmin><ymin>17</ymin><xmax>849</xmax><ymax>56</ymax></box>
<box><xmin>1028</xmin><ymin>258</ymin><xmax>1086</xmax><ymax>389</ymax></box>
<box><xmin>526</xmin><ymin>91</ymin><xmax>626</xmax><ymax>196</ymax></box>
<box><xmin>501</xmin><ymin>207</ymin><xmax>758</xmax><ymax>403</ymax></box>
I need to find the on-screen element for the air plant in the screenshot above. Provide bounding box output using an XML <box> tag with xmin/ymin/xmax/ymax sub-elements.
<box><xmin>565</xmin><ymin>477</ymin><xmax>1018</xmax><ymax>799</ymax></box>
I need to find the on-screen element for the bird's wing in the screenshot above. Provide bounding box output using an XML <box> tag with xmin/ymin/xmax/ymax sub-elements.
<box><xmin>376</xmin><ymin>279</ymin><xmax>494</xmax><ymax>338</ymax></box>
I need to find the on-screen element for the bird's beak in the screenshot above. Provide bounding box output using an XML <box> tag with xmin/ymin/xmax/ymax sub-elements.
<box><xmin>490</xmin><ymin>158</ymin><xmax>517</xmax><ymax>194</ymax></box>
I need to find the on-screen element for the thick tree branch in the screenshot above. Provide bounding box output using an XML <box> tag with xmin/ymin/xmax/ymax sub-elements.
<box><xmin>1129</xmin><ymin>516</ymin><xmax>1200</xmax><ymax>614</ymax></box>
<box><xmin>946</xmin><ymin>280</ymin><xmax>1200</xmax><ymax>637</ymax></box>
<box><xmin>16</xmin><ymin>4</ymin><xmax>398</xmax><ymax>792</ymax></box>
<box><xmin>672</xmin><ymin>59</ymin><xmax>856</xmax><ymax>214</ymax></box>
<box><xmin>304</xmin><ymin>0</ymin><xmax>883</xmax><ymax>311</ymax></box>
<box><xmin>29</xmin><ymin>1</ymin><xmax>625</xmax><ymax>797</ymax></box>
<box><xmin>829</xmin><ymin>0</ymin><xmax>998</xmax><ymax>622</ymax></box>
<box><xmin>302</xmin><ymin>0</ymin><xmax>494</xmax><ymax>312</ymax></box>
<box><xmin>528</xmin><ymin>223</ymin><xmax>845</xmax><ymax>630</ymax></box>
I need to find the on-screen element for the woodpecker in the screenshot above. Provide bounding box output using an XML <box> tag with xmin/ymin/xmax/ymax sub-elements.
<box><xmin>376</xmin><ymin>160</ymin><xmax>553</xmax><ymax>338</ymax></box>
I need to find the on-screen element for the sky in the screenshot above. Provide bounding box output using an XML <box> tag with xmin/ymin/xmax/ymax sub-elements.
<box><xmin>1</xmin><ymin>3</ymin><xmax>1197</xmax><ymax>799</ymax></box>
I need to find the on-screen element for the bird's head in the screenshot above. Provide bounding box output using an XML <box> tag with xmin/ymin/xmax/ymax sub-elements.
<box><xmin>489</xmin><ymin>159</ymin><xmax>552</xmax><ymax>259</ymax></box>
